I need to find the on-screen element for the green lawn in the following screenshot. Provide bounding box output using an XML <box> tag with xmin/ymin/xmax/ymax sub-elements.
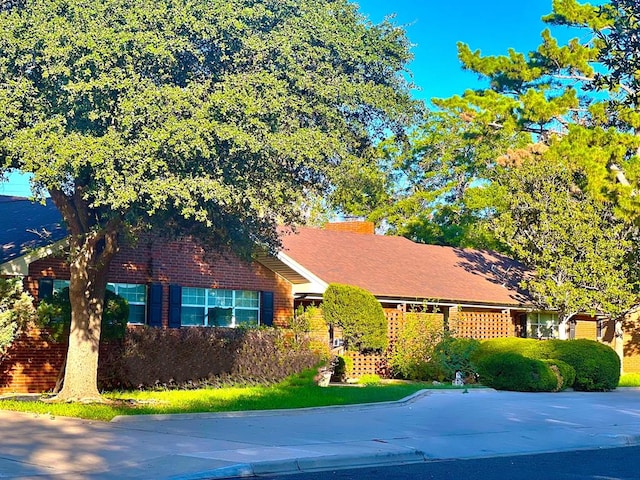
<box><xmin>618</xmin><ymin>373</ymin><xmax>640</xmax><ymax>387</ymax></box>
<box><xmin>0</xmin><ymin>371</ymin><xmax>429</xmax><ymax>422</ymax></box>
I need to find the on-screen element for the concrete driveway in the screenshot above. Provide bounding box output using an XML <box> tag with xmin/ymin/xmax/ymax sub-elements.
<box><xmin>2</xmin><ymin>388</ymin><xmax>640</xmax><ymax>479</ymax></box>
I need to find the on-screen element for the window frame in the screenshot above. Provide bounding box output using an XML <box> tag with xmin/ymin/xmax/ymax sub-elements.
<box><xmin>526</xmin><ymin>312</ymin><xmax>559</xmax><ymax>339</ymax></box>
<box><xmin>51</xmin><ymin>279</ymin><xmax>147</xmax><ymax>325</ymax></box>
<box><xmin>180</xmin><ymin>287</ymin><xmax>260</xmax><ymax>328</ymax></box>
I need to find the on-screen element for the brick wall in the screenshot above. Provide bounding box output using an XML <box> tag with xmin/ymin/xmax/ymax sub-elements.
<box><xmin>1</xmin><ymin>235</ymin><xmax>296</xmax><ymax>394</ymax></box>
<box><xmin>574</xmin><ymin>319</ymin><xmax>597</xmax><ymax>340</ymax></box>
<box><xmin>26</xmin><ymin>234</ymin><xmax>294</xmax><ymax>327</ymax></box>
<box><xmin>323</xmin><ymin>221</ymin><xmax>375</xmax><ymax>235</ymax></box>
<box><xmin>0</xmin><ymin>329</ymin><xmax>66</xmax><ymax>394</ymax></box>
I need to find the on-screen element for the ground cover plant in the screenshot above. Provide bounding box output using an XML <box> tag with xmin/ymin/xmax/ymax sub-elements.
<box><xmin>0</xmin><ymin>369</ymin><xmax>426</xmax><ymax>422</ymax></box>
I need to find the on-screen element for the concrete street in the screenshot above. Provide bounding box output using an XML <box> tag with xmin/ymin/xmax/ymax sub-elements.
<box><xmin>2</xmin><ymin>388</ymin><xmax>640</xmax><ymax>479</ymax></box>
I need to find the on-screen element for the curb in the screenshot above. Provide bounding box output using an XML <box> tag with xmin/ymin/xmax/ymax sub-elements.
<box><xmin>169</xmin><ymin>450</ymin><xmax>428</xmax><ymax>480</ymax></box>
<box><xmin>110</xmin><ymin>389</ymin><xmax>435</xmax><ymax>423</ymax></box>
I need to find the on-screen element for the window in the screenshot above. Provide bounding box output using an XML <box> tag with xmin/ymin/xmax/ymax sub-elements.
<box><xmin>181</xmin><ymin>287</ymin><xmax>260</xmax><ymax>327</ymax></box>
<box><xmin>527</xmin><ymin>312</ymin><xmax>559</xmax><ymax>339</ymax></box>
<box><xmin>51</xmin><ymin>279</ymin><xmax>146</xmax><ymax>325</ymax></box>
<box><xmin>107</xmin><ymin>283</ymin><xmax>147</xmax><ymax>325</ymax></box>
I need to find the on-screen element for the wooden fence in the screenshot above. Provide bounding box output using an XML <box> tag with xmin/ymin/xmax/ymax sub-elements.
<box><xmin>345</xmin><ymin>309</ymin><xmax>515</xmax><ymax>378</ymax></box>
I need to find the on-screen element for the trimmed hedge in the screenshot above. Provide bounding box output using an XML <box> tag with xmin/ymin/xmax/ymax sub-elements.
<box><xmin>322</xmin><ymin>283</ymin><xmax>388</xmax><ymax>352</ymax></box>
<box><xmin>542</xmin><ymin>359</ymin><xmax>576</xmax><ymax>391</ymax></box>
<box><xmin>549</xmin><ymin>339</ymin><xmax>620</xmax><ymax>391</ymax></box>
<box><xmin>475</xmin><ymin>352</ymin><xmax>558</xmax><ymax>392</ymax></box>
<box><xmin>98</xmin><ymin>327</ymin><xmax>320</xmax><ymax>390</ymax></box>
<box><xmin>473</xmin><ymin>337</ymin><xmax>620</xmax><ymax>391</ymax></box>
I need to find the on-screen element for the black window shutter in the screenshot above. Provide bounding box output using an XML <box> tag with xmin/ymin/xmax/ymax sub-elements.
<box><xmin>260</xmin><ymin>291</ymin><xmax>274</xmax><ymax>326</ymax></box>
<box><xmin>38</xmin><ymin>278</ymin><xmax>54</xmax><ymax>300</ymax></box>
<box><xmin>168</xmin><ymin>284</ymin><xmax>182</xmax><ymax>328</ymax></box>
<box><xmin>148</xmin><ymin>283</ymin><xmax>163</xmax><ymax>328</ymax></box>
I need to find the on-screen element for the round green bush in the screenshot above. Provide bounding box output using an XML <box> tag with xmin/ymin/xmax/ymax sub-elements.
<box><xmin>322</xmin><ymin>283</ymin><xmax>388</xmax><ymax>352</ymax></box>
<box><xmin>476</xmin><ymin>352</ymin><xmax>558</xmax><ymax>392</ymax></box>
<box><xmin>548</xmin><ymin>339</ymin><xmax>620</xmax><ymax>391</ymax></box>
<box><xmin>541</xmin><ymin>359</ymin><xmax>576</xmax><ymax>391</ymax></box>
<box><xmin>473</xmin><ymin>337</ymin><xmax>620</xmax><ymax>391</ymax></box>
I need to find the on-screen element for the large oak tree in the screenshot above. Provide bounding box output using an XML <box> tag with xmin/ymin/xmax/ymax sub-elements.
<box><xmin>0</xmin><ymin>0</ymin><xmax>417</xmax><ymax>401</ymax></box>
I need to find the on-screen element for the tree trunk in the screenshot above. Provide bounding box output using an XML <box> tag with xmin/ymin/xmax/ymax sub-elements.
<box><xmin>52</xmin><ymin>243</ymin><xmax>108</xmax><ymax>402</ymax></box>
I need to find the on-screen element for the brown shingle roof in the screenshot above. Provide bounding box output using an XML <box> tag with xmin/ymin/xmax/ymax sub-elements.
<box><xmin>278</xmin><ymin>226</ymin><xmax>531</xmax><ymax>307</ymax></box>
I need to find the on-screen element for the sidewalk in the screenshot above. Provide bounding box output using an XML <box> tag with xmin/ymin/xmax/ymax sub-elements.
<box><xmin>2</xmin><ymin>388</ymin><xmax>640</xmax><ymax>479</ymax></box>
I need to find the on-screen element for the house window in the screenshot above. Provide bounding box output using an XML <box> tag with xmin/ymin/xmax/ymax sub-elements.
<box><xmin>51</xmin><ymin>279</ymin><xmax>146</xmax><ymax>325</ymax></box>
<box><xmin>527</xmin><ymin>312</ymin><xmax>559</xmax><ymax>339</ymax></box>
<box><xmin>181</xmin><ymin>287</ymin><xmax>260</xmax><ymax>327</ymax></box>
<box><xmin>107</xmin><ymin>283</ymin><xmax>147</xmax><ymax>325</ymax></box>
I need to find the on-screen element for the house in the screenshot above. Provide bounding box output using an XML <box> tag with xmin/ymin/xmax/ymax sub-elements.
<box><xmin>0</xmin><ymin>196</ymin><xmax>636</xmax><ymax>392</ymax></box>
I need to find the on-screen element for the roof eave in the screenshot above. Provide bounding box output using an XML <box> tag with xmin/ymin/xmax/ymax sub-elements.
<box><xmin>0</xmin><ymin>239</ymin><xmax>67</xmax><ymax>276</ymax></box>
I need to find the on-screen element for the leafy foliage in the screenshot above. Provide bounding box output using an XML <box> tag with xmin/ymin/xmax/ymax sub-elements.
<box><xmin>389</xmin><ymin>312</ymin><xmax>444</xmax><ymax>380</ymax></box>
<box><xmin>431</xmin><ymin>336</ymin><xmax>481</xmax><ymax>381</ymax></box>
<box><xmin>322</xmin><ymin>283</ymin><xmax>388</xmax><ymax>352</ymax></box>
<box><xmin>0</xmin><ymin>278</ymin><xmax>36</xmax><ymax>356</ymax></box>
<box><xmin>99</xmin><ymin>327</ymin><xmax>320</xmax><ymax>390</ymax></box>
<box><xmin>491</xmin><ymin>153</ymin><xmax>637</xmax><ymax>323</ymax></box>
<box><xmin>542</xmin><ymin>359</ymin><xmax>576</xmax><ymax>391</ymax></box>
<box><xmin>0</xmin><ymin>0</ymin><xmax>417</xmax><ymax>398</ymax></box>
<box><xmin>550</xmin><ymin>338</ymin><xmax>620</xmax><ymax>391</ymax></box>
<box><xmin>436</xmin><ymin>0</ymin><xmax>640</xmax><ymax>219</ymax></box>
<box><xmin>351</xmin><ymin>110</ymin><xmax>526</xmax><ymax>248</ymax></box>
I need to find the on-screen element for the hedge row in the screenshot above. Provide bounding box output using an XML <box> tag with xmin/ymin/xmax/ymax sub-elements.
<box><xmin>98</xmin><ymin>327</ymin><xmax>320</xmax><ymax>390</ymax></box>
<box><xmin>473</xmin><ymin>338</ymin><xmax>620</xmax><ymax>392</ymax></box>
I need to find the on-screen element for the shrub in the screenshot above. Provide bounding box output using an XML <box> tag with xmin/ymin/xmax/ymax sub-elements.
<box><xmin>358</xmin><ymin>373</ymin><xmax>382</xmax><ymax>386</ymax></box>
<box><xmin>432</xmin><ymin>336</ymin><xmax>481</xmax><ymax>382</ymax></box>
<box><xmin>472</xmin><ymin>337</ymin><xmax>552</xmax><ymax>363</ymax></box>
<box><xmin>474</xmin><ymin>337</ymin><xmax>620</xmax><ymax>391</ymax></box>
<box><xmin>475</xmin><ymin>352</ymin><xmax>558</xmax><ymax>392</ymax></box>
<box><xmin>322</xmin><ymin>284</ymin><xmax>387</xmax><ymax>352</ymax></box>
<box><xmin>98</xmin><ymin>326</ymin><xmax>321</xmax><ymax>390</ymax></box>
<box><xmin>542</xmin><ymin>359</ymin><xmax>576</xmax><ymax>391</ymax></box>
<box><xmin>0</xmin><ymin>278</ymin><xmax>36</xmax><ymax>357</ymax></box>
<box><xmin>389</xmin><ymin>312</ymin><xmax>443</xmax><ymax>380</ymax></box>
<box><xmin>548</xmin><ymin>339</ymin><xmax>620</xmax><ymax>391</ymax></box>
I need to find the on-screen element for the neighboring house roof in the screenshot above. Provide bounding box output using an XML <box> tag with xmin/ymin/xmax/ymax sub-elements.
<box><xmin>0</xmin><ymin>196</ymin><xmax>531</xmax><ymax>308</ymax></box>
<box><xmin>268</xmin><ymin>226</ymin><xmax>532</xmax><ymax>308</ymax></box>
<box><xmin>0</xmin><ymin>195</ymin><xmax>67</xmax><ymax>274</ymax></box>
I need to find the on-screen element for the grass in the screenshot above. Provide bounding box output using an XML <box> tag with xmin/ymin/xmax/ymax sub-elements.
<box><xmin>0</xmin><ymin>370</ymin><xmax>428</xmax><ymax>422</ymax></box>
<box><xmin>618</xmin><ymin>373</ymin><xmax>640</xmax><ymax>387</ymax></box>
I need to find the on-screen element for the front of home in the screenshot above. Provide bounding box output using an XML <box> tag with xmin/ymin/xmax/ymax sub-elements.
<box><xmin>0</xmin><ymin>196</ymin><xmax>635</xmax><ymax>393</ymax></box>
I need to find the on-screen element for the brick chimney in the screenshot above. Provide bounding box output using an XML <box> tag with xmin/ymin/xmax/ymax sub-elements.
<box><xmin>323</xmin><ymin>221</ymin><xmax>375</xmax><ymax>235</ymax></box>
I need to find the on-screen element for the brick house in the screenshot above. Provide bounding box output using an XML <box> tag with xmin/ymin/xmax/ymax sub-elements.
<box><xmin>0</xmin><ymin>196</ymin><xmax>637</xmax><ymax>392</ymax></box>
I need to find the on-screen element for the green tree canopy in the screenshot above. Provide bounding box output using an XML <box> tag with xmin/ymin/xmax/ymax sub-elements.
<box><xmin>436</xmin><ymin>0</ymin><xmax>640</xmax><ymax>219</ymax></box>
<box><xmin>0</xmin><ymin>0</ymin><xmax>417</xmax><ymax>400</ymax></box>
<box><xmin>346</xmin><ymin>110</ymin><xmax>526</xmax><ymax>248</ymax></box>
<box><xmin>491</xmin><ymin>148</ymin><xmax>637</xmax><ymax>327</ymax></box>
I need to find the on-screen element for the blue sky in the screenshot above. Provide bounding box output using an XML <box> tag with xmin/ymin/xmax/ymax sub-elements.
<box><xmin>357</xmin><ymin>0</ymin><xmax>580</xmax><ymax>101</ymax></box>
<box><xmin>0</xmin><ymin>1</ymin><xmax>578</xmax><ymax>197</ymax></box>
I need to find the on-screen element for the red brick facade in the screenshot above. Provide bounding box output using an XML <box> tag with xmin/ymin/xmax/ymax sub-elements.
<box><xmin>25</xmin><ymin>235</ymin><xmax>294</xmax><ymax>328</ymax></box>
<box><xmin>1</xmin><ymin>235</ymin><xmax>295</xmax><ymax>394</ymax></box>
<box><xmin>323</xmin><ymin>221</ymin><xmax>375</xmax><ymax>235</ymax></box>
